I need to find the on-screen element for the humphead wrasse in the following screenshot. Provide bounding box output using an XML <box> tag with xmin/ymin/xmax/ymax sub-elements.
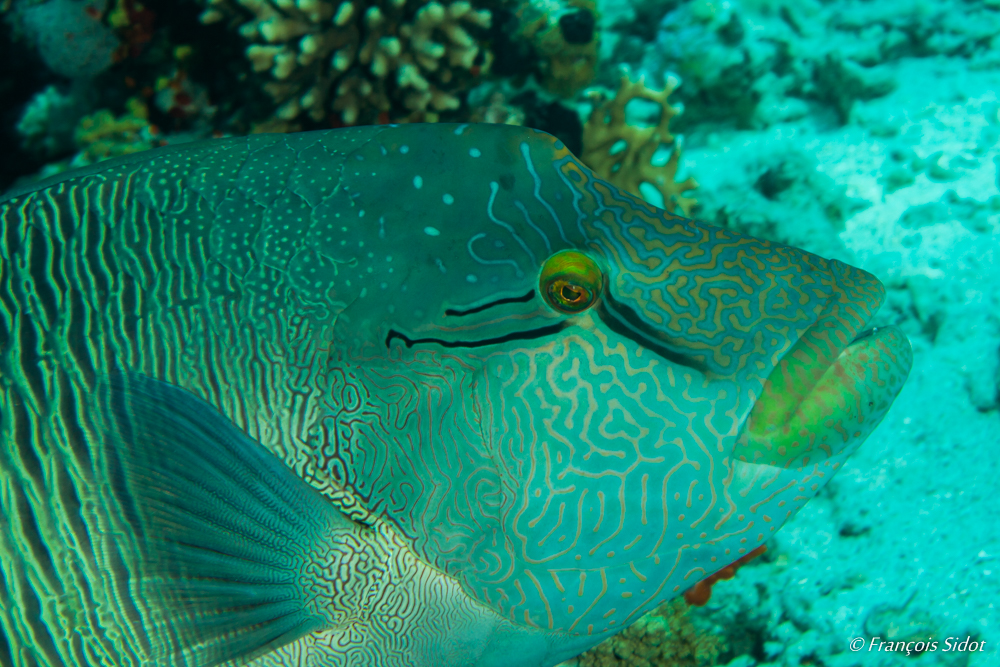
<box><xmin>0</xmin><ymin>124</ymin><xmax>912</xmax><ymax>667</ymax></box>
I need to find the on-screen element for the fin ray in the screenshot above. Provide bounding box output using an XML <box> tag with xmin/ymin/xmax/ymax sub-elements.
<box><xmin>103</xmin><ymin>373</ymin><xmax>354</xmax><ymax>666</ymax></box>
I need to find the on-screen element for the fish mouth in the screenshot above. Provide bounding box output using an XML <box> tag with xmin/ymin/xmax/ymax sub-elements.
<box><xmin>849</xmin><ymin>327</ymin><xmax>877</xmax><ymax>344</ymax></box>
<box><xmin>735</xmin><ymin>315</ymin><xmax>913</xmax><ymax>468</ymax></box>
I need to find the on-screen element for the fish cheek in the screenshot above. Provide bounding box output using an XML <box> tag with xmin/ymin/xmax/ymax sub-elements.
<box><xmin>477</xmin><ymin>331</ymin><xmax>739</xmax><ymax>629</ymax></box>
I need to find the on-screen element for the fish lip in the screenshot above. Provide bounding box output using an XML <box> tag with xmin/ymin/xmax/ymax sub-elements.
<box><xmin>849</xmin><ymin>327</ymin><xmax>877</xmax><ymax>345</ymax></box>
<box><xmin>737</xmin><ymin>314</ymin><xmax>912</xmax><ymax>468</ymax></box>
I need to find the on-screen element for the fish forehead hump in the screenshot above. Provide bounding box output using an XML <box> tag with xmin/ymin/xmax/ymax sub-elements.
<box><xmin>310</xmin><ymin>124</ymin><xmax>882</xmax><ymax>367</ymax></box>
<box><xmin>308</xmin><ymin>123</ymin><xmax>582</xmax><ymax>343</ymax></box>
<box><xmin>300</xmin><ymin>123</ymin><xmax>883</xmax><ymax>368</ymax></box>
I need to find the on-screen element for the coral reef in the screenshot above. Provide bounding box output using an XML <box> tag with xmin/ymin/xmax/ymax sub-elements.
<box><xmin>581</xmin><ymin>68</ymin><xmax>697</xmax><ymax>216</ymax></box>
<box><xmin>199</xmin><ymin>0</ymin><xmax>492</xmax><ymax>125</ymax></box>
<box><xmin>514</xmin><ymin>0</ymin><xmax>599</xmax><ymax>97</ymax></box>
<box><xmin>152</xmin><ymin>47</ymin><xmax>217</xmax><ymax>124</ymax></box>
<box><xmin>468</xmin><ymin>83</ymin><xmax>527</xmax><ymax>125</ymax></box>
<box><xmin>107</xmin><ymin>0</ymin><xmax>156</xmax><ymax>57</ymax></box>
<box><xmin>600</xmin><ymin>0</ymin><xmax>916</xmax><ymax>129</ymax></box>
<box><xmin>7</xmin><ymin>96</ymin><xmax>162</xmax><ymax>187</ymax></box>
<box><xmin>619</xmin><ymin>0</ymin><xmax>1000</xmax><ymax>132</ymax></box>
<box><xmin>13</xmin><ymin>0</ymin><xmax>120</xmax><ymax>78</ymax></box>
<box><xmin>72</xmin><ymin>96</ymin><xmax>160</xmax><ymax>166</ymax></box>
<box><xmin>634</xmin><ymin>0</ymin><xmax>815</xmax><ymax>130</ymax></box>
<box><xmin>16</xmin><ymin>84</ymin><xmax>88</xmax><ymax>159</ymax></box>
<box><xmin>558</xmin><ymin>599</ymin><xmax>725</xmax><ymax>667</ymax></box>
<box><xmin>467</xmin><ymin>80</ymin><xmax>584</xmax><ymax>154</ymax></box>
<box><xmin>683</xmin><ymin>546</ymin><xmax>767</xmax><ymax>607</ymax></box>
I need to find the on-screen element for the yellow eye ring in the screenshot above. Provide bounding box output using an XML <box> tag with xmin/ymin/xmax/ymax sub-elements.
<box><xmin>539</xmin><ymin>250</ymin><xmax>603</xmax><ymax>314</ymax></box>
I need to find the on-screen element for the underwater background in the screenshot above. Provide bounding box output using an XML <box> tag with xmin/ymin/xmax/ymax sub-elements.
<box><xmin>0</xmin><ymin>0</ymin><xmax>996</xmax><ymax>665</ymax></box>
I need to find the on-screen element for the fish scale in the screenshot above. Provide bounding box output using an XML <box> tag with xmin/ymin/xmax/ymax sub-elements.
<box><xmin>0</xmin><ymin>123</ymin><xmax>910</xmax><ymax>667</ymax></box>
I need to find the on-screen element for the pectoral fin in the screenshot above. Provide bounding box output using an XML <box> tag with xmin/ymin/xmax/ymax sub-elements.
<box><xmin>103</xmin><ymin>373</ymin><xmax>358</xmax><ymax>666</ymax></box>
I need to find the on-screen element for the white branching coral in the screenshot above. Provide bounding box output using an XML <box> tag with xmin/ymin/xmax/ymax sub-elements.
<box><xmin>201</xmin><ymin>0</ymin><xmax>492</xmax><ymax>125</ymax></box>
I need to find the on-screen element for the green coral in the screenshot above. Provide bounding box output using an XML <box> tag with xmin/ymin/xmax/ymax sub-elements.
<box><xmin>72</xmin><ymin>97</ymin><xmax>158</xmax><ymax>166</ymax></box>
<box><xmin>560</xmin><ymin>599</ymin><xmax>725</xmax><ymax>667</ymax></box>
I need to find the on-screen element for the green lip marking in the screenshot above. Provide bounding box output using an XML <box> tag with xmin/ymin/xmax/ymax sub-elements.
<box><xmin>739</xmin><ymin>325</ymin><xmax>912</xmax><ymax>467</ymax></box>
<box><xmin>0</xmin><ymin>123</ymin><xmax>911</xmax><ymax>667</ymax></box>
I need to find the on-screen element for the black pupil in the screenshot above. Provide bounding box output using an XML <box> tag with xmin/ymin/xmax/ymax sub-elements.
<box><xmin>561</xmin><ymin>285</ymin><xmax>584</xmax><ymax>302</ymax></box>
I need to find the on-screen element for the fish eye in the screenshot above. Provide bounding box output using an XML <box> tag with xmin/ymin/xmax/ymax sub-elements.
<box><xmin>539</xmin><ymin>250</ymin><xmax>603</xmax><ymax>314</ymax></box>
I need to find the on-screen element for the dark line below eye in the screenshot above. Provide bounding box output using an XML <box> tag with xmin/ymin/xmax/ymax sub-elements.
<box><xmin>597</xmin><ymin>297</ymin><xmax>709</xmax><ymax>374</ymax></box>
<box><xmin>444</xmin><ymin>290</ymin><xmax>537</xmax><ymax>317</ymax></box>
<box><xmin>386</xmin><ymin>322</ymin><xmax>567</xmax><ymax>349</ymax></box>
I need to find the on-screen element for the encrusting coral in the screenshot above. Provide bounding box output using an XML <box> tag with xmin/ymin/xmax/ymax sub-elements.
<box><xmin>73</xmin><ymin>97</ymin><xmax>160</xmax><ymax>166</ymax></box>
<box><xmin>682</xmin><ymin>545</ymin><xmax>767</xmax><ymax>607</ymax></box>
<box><xmin>559</xmin><ymin>599</ymin><xmax>725</xmax><ymax>667</ymax></box>
<box><xmin>199</xmin><ymin>0</ymin><xmax>492</xmax><ymax>125</ymax></box>
<box><xmin>581</xmin><ymin>68</ymin><xmax>698</xmax><ymax>216</ymax></box>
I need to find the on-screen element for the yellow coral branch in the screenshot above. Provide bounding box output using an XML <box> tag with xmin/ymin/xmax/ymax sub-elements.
<box><xmin>582</xmin><ymin>68</ymin><xmax>699</xmax><ymax>216</ymax></box>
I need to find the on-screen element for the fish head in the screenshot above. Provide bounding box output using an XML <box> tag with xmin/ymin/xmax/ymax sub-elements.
<box><xmin>318</xmin><ymin>123</ymin><xmax>912</xmax><ymax>636</ymax></box>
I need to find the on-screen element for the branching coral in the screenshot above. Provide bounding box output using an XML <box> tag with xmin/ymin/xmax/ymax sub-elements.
<box><xmin>581</xmin><ymin>69</ymin><xmax>698</xmax><ymax>216</ymax></box>
<box><xmin>200</xmin><ymin>0</ymin><xmax>492</xmax><ymax>125</ymax></box>
<box><xmin>560</xmin><ymin>599</ymin><xmax>725</xmax><ymax>667</ymax></box>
